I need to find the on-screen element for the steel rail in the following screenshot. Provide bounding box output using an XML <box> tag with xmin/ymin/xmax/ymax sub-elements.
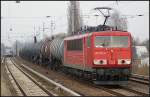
<box><xmin>132</xmin><ymin>74</ymin><xmax>149</xmax><ymax>81</ymax></box>
<box><xmin>130</xmin><ymin>77</ymin><xmax>149</xmax><ymax>85</ymax></box>
<box><xmin>59</xmin><ymin>70</ymin><xmax>127</xmax><ymax>96</ymax></box>
<box><xmin>119</xmin><ymin>86</ymin><xmax>149</xmax><ymax>96</ymax></box>
<box><xmin>5</xmin><ymin>59</ymin><xmax>27</xmax><ymax>96</ymax></box>
<box><xmin>59</xmin><ymin>69</ymin><xmax>148</xmax><ymax>96</ymax></box>
<box><xmin>92</xmin><ymin>81</ymin><xmax>148</xmax><ymax>96</ymax></box>
<box><xmin>94</xmin><ymin>85</ymin><xmax>126</xmax><ymax>96</ymax></box>
<box><xmin>16</xmin><ymin>61</ymin><xmax>81</xmax><ymax>96</ymax></box>
<box><xmin>10</xmin><ymin>58</ymin><xmax>56</xmax><ymax>96</ymax></box>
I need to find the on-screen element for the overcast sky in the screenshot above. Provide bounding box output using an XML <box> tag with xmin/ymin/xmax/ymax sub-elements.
<box><xmin>1</xmin><ymin>1</ymin><xmax>149</xmax><ymax>47</ymax></box>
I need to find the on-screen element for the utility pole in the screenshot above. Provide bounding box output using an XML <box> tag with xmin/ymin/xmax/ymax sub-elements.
<box><xmin>50</xmin><ymin>19</ymin><xmax>55</xmax><ymax>36</ymax></box>
<box><xmin>43</xmin><ymin>22</ymin><xmax>45</xmax><ymax>33</ymax></box>
<box><xmin>41</xmin><ymin>22</ymin><xmax>49</xmax><ymax>39</ymax></box>
<box><xmin>94</xmin><ymin>14</ymin><xmax>99</xmax><ymax>26</ymax></box>
<box><xmin>72</xmin><ymin>3</ymin><xmax>75</xmax><ymax>35</ymax></box>
<box><xmin>46</xmin><ymin>16</ymin><xmax>55</xmax><ymax>38</ymax></box>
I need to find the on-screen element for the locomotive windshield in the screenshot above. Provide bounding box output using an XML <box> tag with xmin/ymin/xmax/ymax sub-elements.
<box><xmin>95</xmin><ymin>36</ymin><xmax>129</xmax><ymax>48</ymax></box>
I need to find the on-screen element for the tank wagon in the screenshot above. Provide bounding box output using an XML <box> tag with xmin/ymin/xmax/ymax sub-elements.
<box><xmin>20</xmin><ymin>41</ymin><xmax>43</xmax><ymax>63</ymax></box>
<box><xmin>40</xmin><ymin>39</ymin><xmax>52</xmax><ymax>65</ymax></box>
<box><xmin>47</xmin><ymin>37</ymin><xmax>64</xmax><ymax>69</ymax></box>
<box><xmin>20</xmin><ymin>37</ymin><xmax>64</xmax><ymax>68</ymax></box>
<box><xmin>19</xmin><ymin>30</ymin><xmax>132</xmax><ymax>85</ymax></box>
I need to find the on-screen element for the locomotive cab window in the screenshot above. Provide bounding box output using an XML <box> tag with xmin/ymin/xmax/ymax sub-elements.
<box><xmin>67</xmin><ymin>39</ymin><xmax>83</xmax><ymax>51</ymax></box>
<box><xmin>95</xmin><ymin>36</ymin><xmax>129</xmax><ymax>48</ymax></box>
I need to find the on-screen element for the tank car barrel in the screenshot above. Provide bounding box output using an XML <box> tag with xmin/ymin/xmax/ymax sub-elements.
<box><xmin>50</xmin><ymin>38</ymin><xmax>64</xmax><ymax>60</ymax></box>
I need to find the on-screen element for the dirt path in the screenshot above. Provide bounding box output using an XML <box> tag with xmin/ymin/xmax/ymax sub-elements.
<box><xmin>1</xmin><ymin>58</ymin><xmax>12</xmax><ymax>96</ymax></box>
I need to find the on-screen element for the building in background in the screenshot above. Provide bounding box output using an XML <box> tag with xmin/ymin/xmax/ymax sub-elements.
<box><xmin>132</xmin><ymin>46</ymin><xmax>149</xmax><ymax>67</ymax></box>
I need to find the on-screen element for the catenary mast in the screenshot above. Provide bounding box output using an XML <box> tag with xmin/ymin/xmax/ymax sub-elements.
<box><xmin>67</xmin><ymin>1</ymin><xmax>82</xmax><ymax>36</ymax></box>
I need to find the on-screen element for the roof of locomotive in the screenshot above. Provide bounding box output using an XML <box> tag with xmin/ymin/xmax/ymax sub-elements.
<box><xmin>64</xmin><ymin>31</ymin><xmax>131</xmax><ymax>40</ymax></box>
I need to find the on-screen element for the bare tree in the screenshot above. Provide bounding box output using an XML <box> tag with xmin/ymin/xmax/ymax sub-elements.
<box><xmin>132</xmin><ymin>37</ymin><xmax>141</xmax><ymax>46</ymax></box>
<box><xmin>106</xmin><ymin>9</ymin><xmax>128</xmax><ymax>31</ymax></box>
<box><xmin>141</xmin><ymin>39</ymin><xmax>149</xmax><ymax>52</ymax></box>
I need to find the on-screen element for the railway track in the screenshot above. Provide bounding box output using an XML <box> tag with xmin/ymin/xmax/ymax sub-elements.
<box><xmin>132</xmin><ymin>74</ymin><xmax>149</xmax><ymax>80</ymax></box>
<box><xmin>130</xmin><ymin>74</ymin><xmax>149</xmax><ymax>85</ymax></box>
<box><xmin>73</xmin><ymin>76</ymin><xmax>149</xmax><ymax>96</ymax></box>
<box><xmin>57</xmin><ymin>68</ymin><xmax>149</xmax><ymax>96</ymax></box>
<box><xmin>5</xmin><ymin>58</ymin><xmax>54</xmax><ymax>96</ymax></box>
<box><xmin>118</xmin><ymin>85</ymin><xmax>149</xmax><ymax>96</ymax></box>
<box><xmin>7</xmin><ymin>57</ymin><xmax>81</xmax><ymax>96</ymax></box>
<box><xmin>58</xmin><ymin>67</ymin><xmax>149</xmax><ymax>96</ymax></box>
<box><xmin>13</xmin><ymin>57</ymin><xmax>149</xmax><ymax>96</ymax></box>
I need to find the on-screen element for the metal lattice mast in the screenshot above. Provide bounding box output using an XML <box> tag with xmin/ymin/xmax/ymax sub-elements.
<box><xmin>67</xmin><ymin>1</ymin><xmax>82</xmax><ymax>36</ymax></box>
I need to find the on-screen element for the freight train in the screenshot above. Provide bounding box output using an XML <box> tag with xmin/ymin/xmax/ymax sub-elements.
<box><xmin>19</xmin><ymin>28</ymin><xmax>132</xmax><ymax>85</ymax></box>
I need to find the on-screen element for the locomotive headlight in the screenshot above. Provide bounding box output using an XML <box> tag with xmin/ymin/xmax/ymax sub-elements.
<box><xmin>125</xmin><ymin>59</ymin><xmax>131</xmax><ymax>64</ymax></box>
<box><xmin>94</xmin><ymin>60</ymin><xmax>99</xmax><ymax>64</ymax></box>
<box><xmin>118</xmin><ymin>59</ymin><xmax>131</xmax><ymax>64</ymax></box>
<box><xmin>94</xmin><ymin>59</ymin><xmax>107</xmax><ymax>65</ymax></box>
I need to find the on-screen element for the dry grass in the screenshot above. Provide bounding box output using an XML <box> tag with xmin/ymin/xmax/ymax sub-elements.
<box><xmin>132</xmin><ymin>59</ymin><xmax>149</xmax><ymax>76</ymax></box>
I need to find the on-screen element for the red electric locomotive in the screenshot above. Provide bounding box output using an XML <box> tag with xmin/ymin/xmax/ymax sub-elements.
<box><xmin>64</xmin><ymin>31</ymin><xmax>132</xmax><ymax>85</ymax></box>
